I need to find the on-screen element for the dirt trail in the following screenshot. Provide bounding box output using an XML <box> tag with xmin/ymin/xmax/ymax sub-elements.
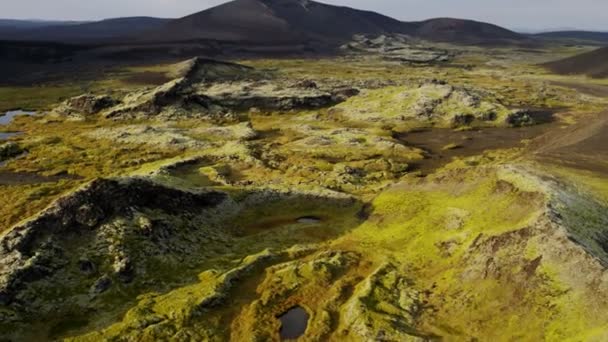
<box><xmin>395</xmin><ymin>122</ymin><xmax>557</xmax><ymax>175</ymax></box>
<box><xmin>531</xmin><ymin>111</ymin><xmax>608</xmax><ymax>175</ymax></box>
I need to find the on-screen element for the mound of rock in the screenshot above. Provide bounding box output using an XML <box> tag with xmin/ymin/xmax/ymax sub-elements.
<box><xmin>191</xmin><ymin>122</ymin><xmax>259</xmax><ymax>141</ymax></box>
<box><xmin>171</xmin><ymin>57</ymin><xmax>265</xmax><ymax>83</ymax></box>
<box><xmin>335</xmin><ymin>80</ymin><xmax>509</xmax><ymax>127</ymax></box>
<box><xmin>191</xmin><ymin>80</ymin><xmax>359</xmax><ymax>112</ymax></box>
<box><xmin>54</xmin><ymin>94</ymin><xmax>118</xmax><ymax>119</ymax></box>
<box><xmin>505</xmin><ymin>109</ymin><xmax>552</xmax><ymax>127</ymax></box>
<box><xmin>342</xmin><ymin>34</ymin><xmax>452</xmax><ymax>63</ymax></box>
<box><xmin>77</xmin><ymin>58</ymin><xmax>362</xmax><ymax>120</ymax></box>
<box><xmin>84</xmin><ymin>124</ymin><xmax>208</xmax><ymax>149</ymax></box>
<box><xmin>0</xmin><ymin>178</ymin><xmax>228</xmax><ymax>305</ymax></box>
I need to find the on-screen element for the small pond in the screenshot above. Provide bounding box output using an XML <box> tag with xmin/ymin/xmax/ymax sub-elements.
<box><xmin>0</xmin><ymin>132</ymin><xmax>22</xmax><ymax>140</ymax></box>
<box><xmin>296</xmin><ymin>216</ymin><xmax>322</xmax><ymax>224</ymax></box>
<box><xmin>0</xmin><ymin>110</ymin><xmax>36</xmax><ymax>140</ymax></box>
<box><xmin>0</xmin><ymin>110</ymin><xmax>36</xmax><ymax>125</ymax></box>
<box><xmin>278</xmin><ymin>306</ymin><xmax>309</xmax><ymax>340</ymax></box>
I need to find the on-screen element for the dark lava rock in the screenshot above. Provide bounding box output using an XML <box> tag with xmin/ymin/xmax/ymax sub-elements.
<box><xmin>506</xmin><ymin>110</ymin><xmax>536</xmax><ymax>127</ymax></box>
<box><xmin>90</xmin><ymin>275</ymin><xmax>112</xmax><ymax>294</ymax></box>
<box><xmin>452</xmin><ymin>114</ymin><xmax>476</xmax><ymax>126</ymax></box>
<box><xmin>78</xmin><ymin>259</ymin><xmax>96</xmax><ymax>275</ymax></box>
<box><xmin>66</xmin><ymin>94</ymin><xmax>117</xmax><ymax>115</ymax></box>
<box><xmin>295</xmin><ymin>80</ymin><xmax>318</xmax><ymax>89</ymax></box>
<box><xmin>75</xmin><ymin>204</ymin><xmax>105</xmax><ymax>228</ymax></box>
<box><xmin>480</xmin><ymin>111</ymin><xmax>498</xmax><ymax>121</ymax></box>
<box><xmin>0</xmin><ymin>142</ymin><xmax>23</xmax><ymax>161</ymax></box>
<box><xmin>331</xmin><ymin>87</ymin><xmax>360</xmax><ymax>102</ymax></box>
<box><xmin>0</xmin><ymin>178</ymin><xmax>228</xmax><ymax>304</ymax></box>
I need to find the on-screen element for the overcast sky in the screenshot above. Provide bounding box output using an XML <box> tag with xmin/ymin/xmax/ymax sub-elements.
<box><xmin>2</xmin><ymin>0</ymin><xmax>607</xmax><ymax>32</ymax></box>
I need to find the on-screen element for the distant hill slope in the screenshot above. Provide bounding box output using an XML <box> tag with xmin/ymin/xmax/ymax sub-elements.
<box><xmin>534</xmin><ymin>31</ymin><xmax>608</xmax><ymax>45</ymax></box>
<box><xmin>2</xmin><ymin>17</ymin><xmax>171</xmax><ymax>42</ymax></box>
<box><xmin>0</xmin><ymin>19</ymin><xmax>87</xmax><ymax>40</ymax></box>
<box><xmin>544</xmin><ymin>47</ymin><xmax>608</xmax><ymax>78</ymax></box>
<box><xmin>413</xmin><ymin>18</ymin><xmax>525</xmax><ymax>44</ymax></box>
<box><xmin>0</xmin><ymin>19</ymin><xmax>86</xmax><ymax>30</ymax></box>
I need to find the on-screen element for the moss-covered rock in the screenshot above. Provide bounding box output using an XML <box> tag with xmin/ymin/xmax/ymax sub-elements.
<box><xmin>0</xmin><ymin>141</ymin><xmax>23</xmax><ymax>161</ymax></box>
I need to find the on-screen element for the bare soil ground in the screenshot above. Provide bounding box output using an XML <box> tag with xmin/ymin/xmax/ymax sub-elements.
<box><xmin>396</xmin><ymin>116</ymin><xmax>558</xmax><ymax>175</ymax></box>
<box><xmin>532</xmin><ymin>111</ymin><xmax>608</xmax><ymax>175</ymax></box>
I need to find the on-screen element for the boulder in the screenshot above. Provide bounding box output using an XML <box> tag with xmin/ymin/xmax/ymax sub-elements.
<box><xmin>506</xmin><ymin>109</ymin><xmax>536</xmax><ymax>127</ymax></box>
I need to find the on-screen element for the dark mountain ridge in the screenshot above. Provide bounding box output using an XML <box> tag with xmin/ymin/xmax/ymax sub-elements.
<box><xmin>0</xmin><ymin>17</ymin><xmax>171</xmax><ymax>42</ymax></box>
<box><xmin>0</xmin><ymin>0</ymin><xmax>526</xmax><ymax>46</ymax></box>
<box><xmin>533</xmin><ymin>31</ymin><xmax>608</xmax><ymax>45</ymax></box>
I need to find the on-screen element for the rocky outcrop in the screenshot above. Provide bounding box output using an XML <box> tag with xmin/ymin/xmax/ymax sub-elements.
<box><xmin>0</xmin><ymin>178</ymin><xmax>228</xmax><ymax>305</ymax></box>
<box><xmin>85</xmin><ymin>124</ymin><xmax>208</xmax><ymax>149</ymax></box>
<box><xmin>506</xmin><ymin>109</ymin><xmax>549</xmax><ymax>127</ymax></box>
<box><xmin>342</xmin><ymin>34</ymin><xmax>452</xmax><ymax>63</ymax></box>
<box><xmin>51</xmin><ymin>58</ymin><xmax>361</xmax><ymax>120</ymax></box>
<box><xmin>103</xmin><ymin>78</ymin><xmax>189</xmax><ymax>119</ymax></box>
<box><xmin>66</xmin><ymin>94</ymin><xmax>117</xmax><ymax>114</ymax></box>
<box><xmin>54</xmin><ymin>94</ymin><xmax>118</xmax><ymax>119</ymax></box>
<box><xmin>335</xmin><ymin>81</ymin><xmax>509</xmax><ymax>126</ymax></box>
<box><xmin>172</xmin><ymin>57</ymin><xmax>264</xmax><ymax>83</ymax></box>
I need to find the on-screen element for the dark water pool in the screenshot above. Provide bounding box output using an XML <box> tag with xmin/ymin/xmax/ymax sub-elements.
<box><xmin>278</xmin><ymin>306</ymin><xmax>309</xmax><ymax>340</ymax></box>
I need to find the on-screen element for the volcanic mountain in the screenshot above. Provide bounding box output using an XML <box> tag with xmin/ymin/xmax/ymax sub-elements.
<box><xmin>544</xmin><ymin>46</ymin><xmax>608</xmax><ymax>78</ymax></box>
<box><xmin>143</xmin><ymin>0</ymin><xmax>416</xmax><ymax>44</ymax></box>
<box><xmin>143</xmin><ymin>0</ymin><xmax>526</xmax><ymax>45</ymax></box>
<box><xmin>0</xmin><ymin>0</ymin><xmax>528</xmax><ymax>48</ymax></box>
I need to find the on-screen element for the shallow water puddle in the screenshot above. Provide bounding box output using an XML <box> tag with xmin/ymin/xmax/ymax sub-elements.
<box><xmin>0</xmin><ymin>110</ymin><xmax>36</xmax><ymax>125</ymax></box>
<box><xmin>0</xmin><ymin>132</ymin><xmax>22</xmax><ymax>140</ymax></box>
<box><xmin>296</xmin><ymin>216</ymin><xmax>321</xmax><ymax>224</ymax></box>
<box><xmin>278</xmin><ymin>306</ymin><xmax>309</xmax><ymax>340</ymax></box>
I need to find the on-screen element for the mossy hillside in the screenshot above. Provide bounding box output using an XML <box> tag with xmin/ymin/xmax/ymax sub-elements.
<box><xmin>0</xmin><ymin>65</ymin><xmax>174</xmax><ymax>113</ymax></box>
<box><xmin>334</xmin><ymin>83</ymin><xmax>512</xmax><ymax>128</ymax></box>
<box><xmin>0</xmin><ymin>117</ymin><xmax>186</xmax><ymax>231</ymax></box>
<box><xmin>1</xmin><ymin>47</ymin><xmax>607</xmax><ymax>341</ymax></box>
<box><xmin>46</xmin><ymin>192</ymin><xmax>364</xmax><ymax>341</ymax></box>
<box><xmin>243</xmin><ymin>56</ymin><xmax>606</xmax><ymax>121</ymax></box>
<box><xmin>0</xmin><ymin>85</ymin><xmax>84</xmax><ymax>112</ymax></box>
<box><xmin>324</xmin><ymin>163</ymin><xmax>608</xmax><ymax>340</ymax></box>
<box><xmin>327</xmin><ymin>166</ymin><xmax>549</xmax><ymax>339</ymax></box>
